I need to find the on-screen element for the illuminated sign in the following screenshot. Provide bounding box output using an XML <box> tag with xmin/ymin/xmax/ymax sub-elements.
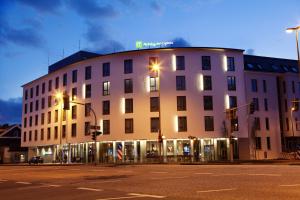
<box><xmin>136</xmin><ymin>40</ymin><xmax>174</xmax><ymax>49</ymax></box>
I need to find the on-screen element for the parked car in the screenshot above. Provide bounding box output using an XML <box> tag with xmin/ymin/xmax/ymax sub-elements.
<box><xmin>28</xmin><ymin>156</ymin><xmax>44</xmax><ymax>164</ymax></box>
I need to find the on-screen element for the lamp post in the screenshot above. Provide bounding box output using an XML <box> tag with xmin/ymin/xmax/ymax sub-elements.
<box><xmin>54</xmin><ymin>92</ymin><xmax>63</xmax><ymax>164</ymax></box>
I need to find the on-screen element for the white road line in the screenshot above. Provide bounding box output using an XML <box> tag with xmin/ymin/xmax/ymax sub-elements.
<box><xmin>129</xmin><ymin>193</ymin><xmax>166</xmax><ymax>198</ymax></box>
<box><xmin>0</xmin><ymin>179</ymin><xmax>8</xmax><ymax>181</ymax></box>
<box><xmin>279</xmin><ymin>184</ymin><xmax>300</xmax><ymax>187</ymax></box>
<box><xmin>197</xmin><ymin>188</ymin><xmax>237</xmax><ymax>193</ymax></box>
<box><xmin>248</xmin><ymin>174</ymin><xmax>281</xmax><ymax>177</ymax></box>
<box><xmin>16</xmin><ymin>181</ymin><xmax>31</xmax><ymax>185</ymax></box>
<box><xmin>117</xmin><ymin>170</ymin><xmax>133</xmax><ymax>173</ymax></box>
<box><xmin>77</xmin><ymin>187</ymin><xmax>103</xmax><ymax>192</ymax></box>
<box><xmin>41</xmin><ymin>184</ymin><xmax>61</xmax><ymax>187</ymax></box>
<box><xmin>212</xmin><ymin>173</ymin><xmax>244</xmax><ymax>176</ymax></box>
<box><xmin>151</xmin><ymin>172</ymin><xmax>168</xmax><ymax>174</ymax></box>
<box><xmin>194</xmin><ymin>173</ymin><xmax>213</xmax><ymax>175</ymax></box>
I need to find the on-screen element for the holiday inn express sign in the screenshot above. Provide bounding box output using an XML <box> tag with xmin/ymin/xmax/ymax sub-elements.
<box><xmin>136</xmin><ymin>41</ymin><xmax>174</xmax><ymax>49</ymax></box>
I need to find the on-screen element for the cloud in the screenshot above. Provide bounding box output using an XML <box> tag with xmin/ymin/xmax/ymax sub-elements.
<box><xmin>0</xmin><ymin>98</ymin><xmax>22</xmax><ymax>124</ymax></box>
<box><xmin>92</xmin><ymin>40</ymin><xmax>125</xmax><ymax>54</ymax></box>
<box><xmin>85</xmin><ymin>23</ymin><xmax>107</xmax><ymax>43</ymax></box>
<box><xmin>246</xmin><ymin>49</ymin><xmax>255</xmax><ymax>55</ymax></box>
<box><xmin>15</xmin><ymin>0</ymin><xmax>62</xmax><ymax>13</ymax></box>
<box><xmin>150</xmin><ymin>1</ymin><xmax>162</xmax><ymax>15</ymax></box>
<box><xmin>68</xmin><ymin>0</ymin><xmax>118</xmax><ymax>19</ymax></box>
<box><xmin>170</xmin><ymin>37</ymin><xmax>191</xmax><ymax>47</ymax></box>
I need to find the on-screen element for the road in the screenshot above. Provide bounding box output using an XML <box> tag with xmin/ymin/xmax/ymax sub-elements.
<box><xmin>0</xmin><ymin>164</ymin><xmax>300</xmax><ymax>200</ymax></box>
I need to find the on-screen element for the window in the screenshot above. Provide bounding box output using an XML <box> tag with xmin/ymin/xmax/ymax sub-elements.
<box><xmin>125</xmin><ymin>118</ymin><xmax>134</xmax><ymax>133</ymax></box>
<box><xmin>35</xmin><ymin>100</ymin><xmax>39</xmax><ymax>111</ymax></box>
<box><xmin>25</xmin><ymin>90</ymin><xmax>28</xmax><ymax>100</ymax></box>
<box><xmin>124</xmin><ymin>59</ymin><xmax>133</xmax><ymax>74</ymax></box>
<box><xmin>23</xmin><ymin>118</ymin><xmax>27</xmax><ymax>128</ymax></box>
<box><xmin>29</xmin><ymin>131</ymin><xmax>32</xmax><ymax>141</ymax></box>
<box><xmin>72</xmin><ymin>105</ymin><xmax>77</xmax><ymax>119</ymax></box>
<box><xmin>103</xmin><ymin>81</ymin><xmax>110</xmax><ymax>96</ymax></box>
<box><xmin>85</xmin><ymin>122</ymin><xmax>91</xmax><ymax>135</ymax></box>
<box><xmin>150</xmin><ymin>97</ymin><xmax>159</xmax><ymax>112</ymax></box>
<box><xmin>102</xmin><ymin>101</ymin><xmax>110</xmax><ymax>115</ymax></box>
<box><xmin>72</xmin><ymin>70</ymin><xmax>77</xmax><ymax>83</ymax></box>
<box><xmin>55</xmin><ymin>77</ymin><xmax>59</xmax><ymax>89</ymax></box>
<box><xmin>266</xmin><ymin>137</ymin><xmax>271</xmax><ymax>150</ymax></box>
<box><xmin>202</xmin><ymin>56</ymin><xmax>211</xmax><ymax>70</ymax></box>
<box><xmin>71</xmin><ymin>123</ymin><xmax>76</xmax><ymax>137</ymax></box>
<box><xmin>231</xmin><ymin>118</ymin><xmax>239</xmax><ymax>131</ymax></box>
<box><xmin>63</xmin><ymin>73</ymin><xmax>67</xmax><ymax>86</ymax></box>
<box><xmin>103</xmin><ymin>62</ymin><xmax>110</xmax><ymax>77</ymax></box>
<box><xmin>264</xmin><ymin>98</ymin><xmax>268</xmax><ymax>111</ymax></box>
<box><xmin>253</xmin><ymin>98</ymin><xmax>259</xmax><ymax>111</ymax></box>
<box><xmin>103</xmin><ymin>120</ymin><xmax>110</xmax><ymax>135</ymax></box>
<box><xmin>48</xmin><ymin>96</ymin><xmax>52</xmax><ymax>108</ymax></box>
<box><xmin>41</xmin><ymin>113</ymin><xmax>45</xmax><ymax>125</ymax></box>
<box><xmin>178</xmin><ymin>116</ymin><xmax>187</xmax><ymax>132</ymax></box>
<box><xmin>292</xmin><ymin>81</ymin><xmax>295</xmax><ymax>94</ymax></box>
<box><xmin>265</xmin><ymin>117</ymin><xmax>270</xmax><ymax>130</ymax></box>
<box><xmin>229</xmin><ymin>96</ymin><xmax>237</xmax><ymax>108</ymax></box>
<box><xmin>205</xmin><ymin>116</ymin><xmax>214</xmax><ymax>131</ymax></box>
<box><xmin>24</xmin><ymin>104</ymin><xmax>27</xmax><ymax>114</ymax></box>
<box><xmin>41</xmin><ymin>98</ymin><xmax>45</xmax><ymax>109</ymax></box>
<box><xmin>286</xmin><ymin>117</ymin><xmax>289</xmax><ymax>131</ymax></box>
<box><xmin>63</xmin><ymin>110</ymin><xmax>66</xmax><ymax>121</ymax></box>
<box><xmin>48</xmin><ymin>80</ymin><xmax>52</xmax><ymax>92</ymax></box>
<box><xmin>47</xmin><ymin>128</ymin><xmax>51</xmax><ymax>140</ymax></box>
<box><xmin>36</xmin><ymin>85</ymin><xmax>39</xmax><ymax>96</ymax></box>
<box><xmin>283</xmin><ymin>81</ymin><xmax>286</xmax><ymax>94</ymax></box>
<box><xmin>151</xmin><ymin>117</ymin><xmax>159</xmax><ymax>132</ymax></box>
<box><xmin>23</xmin><ymin>132</ymin><xmax>27</xmax><ymax>142</ymax></box>
<box><xmin>227</xmin><ymin>57</ymin><xmax>235</xmax><ymax>71</ymax></box>
<box><xmin>30</xmin><ymin>88</ymin><xmax>33</xmax><ymax>98</ymax></box>
<box><xmin>176</xmin><ymin>76</ymin><xmax>186</xmax><ymax>90</ymax></box>
<box><xmin>227</xmin><ymin>76</ymin><xmax>236</xmax><ymax>91</ymax></box>
<box><xmin>47</xmin><ymin>111</ymin><xmax>51</xmax><ymax>124</ymax></box>
<box><xmin>72</xmin><ymin>87</ymin><xmax>77</xmax><ymax>100</ymax></box>
<box><xmin>203</xmin><ymin>96</ymin><xmax>213</xmax><ymax>110</ymax></box>
<box><xmin>29</xmin><ymin>116</ymin><xmax>32</xmax><ymax>127</ymax></box>
<box><xmin>42</xmin><ymin>83</ymin><xmax>45</xmax><ymax>94</ymax></box>
<box><xmin>125</xmin><ymin>98</ymin><xmax>133</xmax><ymax>113</ymax></box>
<box><xmin>41</xmin><ymin>129</ymin><xmax>44</xmax><ymax>141</ymax></box>
<box><xmin>263</xmin><ymin>80</ymin><xmax>267</xmax><ymax>93</ymax></box>
<box><xmin>54</xmin><ymin>126</ymin><xmax>58</xmax><ymax>139</ymax></box>
<box><xmin>177</xmin><ymin>96</ymin><xmax>186</xmax><ymax>111</ymax></box>
<box><xmin>30</xmin><ymin>102</ymin><xmax>33</xmax><ymax>112</ymax></box>
<box><xmin>251</xmin><ymin>79</ymin><xmax>257</xmax><ymax>92</ymax></box>
<box><xmin>35</xmin><ymin>115</ymin><xmax>38</xmax><ymax>126</ymax></box>
<box><xmin>55</xmin><ymin>110</ymin><xmax>58</xmax><ymax>123</ymax></box>
<box><xmin>176</xmin><ymin>56</ymin><xmax>185</xmax><ymax>70</ymax></box>
<box><xmin>85</xmin><ymin>103</ymin><xmax>91</xmax><ymax>117</ymax></box>
<box><xmin>284</xmin><ymin>99</ymin><xmax>288</xmax><ymax>112</ymax></box>
<box><xmin>296</xmin><ymin>117</ymin><xmax>300</xmax><ymax>131</ymax></box>
<box><xmin>150</xmin><ymin>77</ymin><xmax>159</xmax><ymax>92</ymax></box>
<box><xmin>62</xmin><ymin>125</ymin><xmax>66</xmax><ymax>138</ymax></box>
<box><xmin>85</xmin><ymin>84</ymin><xmax>91</xmax><ymax>98</ymax></box>
<box><xmin>85</xmin><ymin>66</ymin><xmax>92</xmax><ymax>80</ymax></box>
<box><xmin>254</xmin><ymin>117</ymin><xmax>260</xmax><ymax>130</ymax></box>
<box><xmin>124</xmin><ymin>79</ymin><xmax>133</xmax><ymax>93</ymax></box>
<box><xmin>255</xmin><ymin>137</ymin><xmax>261</xmax><ymax>149</ymax></box>
<box><xmin>203</xmin><ymin>76</ymin><xmax>212</xmax><ymax>90</ymax></box>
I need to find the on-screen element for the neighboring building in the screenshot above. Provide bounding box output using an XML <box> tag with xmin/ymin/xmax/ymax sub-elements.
<box><xmin>21</xmin><ymin>48</ymin><xmax>299</xmax><ymax>163</ymax></box>
<box><xmin>0</xmin><ymin>124</ymin><xmax>28</xmax><ymax>163</ymax></box>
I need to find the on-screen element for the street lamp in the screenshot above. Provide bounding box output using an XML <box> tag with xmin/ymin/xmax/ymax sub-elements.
<box><xmin>54</xmin><ymin>91</ymin><xmax>64</xmax><ymax>164</ymax></box>
<box><xmin>286</xmin><ymin>26</ymin><xmax>300</xmax><ymax>71</ymax></box>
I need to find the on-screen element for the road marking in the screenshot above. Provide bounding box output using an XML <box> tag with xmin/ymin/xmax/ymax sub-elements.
<box><xmin>117</xmin><ymin>170</ymin><xmax>133</xmax><ymax>173</ymax></box>
<box><xmin>194</xmin><ymin>172</ymin><xmax>213</xmax><ymax>175</ymax></box>
<box><xmin>151</xmin><ymin>176</ymin><xmax>187</xmax><ymax>180</ymax></box>
<box><xmin>16</xmin><ymin>181</ymin><xmax>31</xmax><ymax>185</ymax></box>
<box><xmin>41</xmin><ymin>184</ymin><xmax>61</xmax><ymax>187</ymax></box>
<box><xmin>212</xmin><ymin>173</ymin><xmax>244</xmax><ymax>176</ymax></box>
<box><xmin>279</xmin><ymin>184</ymin><xmax>300</xmax><ymax>187</ymax></box>
<box><xmin>70</xmin><ymin>169</ymin><xmax>80</xmax><ymax>171</ymax></box>
<box><xmin>197</xmin><ymin>188</ymin><xmax>237</xmax><ymax>193</ymax></box>
<box><xmin>248</xmin><ymin>173</ymin><xmax>281</xmax><ymax>177</ymax></box>
<box><xmin>151</xmin><ymin>171</ymin><xmax>168</xmax><ymax>174</ymax></box>
<box><xmin>77</xmin><ymin>187</ymin><xmax>103</xmax><ymax>192</ymax></box>
<box><xmin>0</xmin><ymin>179</ymin><xmax>8</xmax><ymax>181</ymax></box>
<box><xmin>96</xmin><ymin>193</ymin><xmax>166</xmax><ymax>200</ymax></box>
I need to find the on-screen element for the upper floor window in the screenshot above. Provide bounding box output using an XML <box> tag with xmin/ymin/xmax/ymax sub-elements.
<box><xmin>103</xmin><ymin>62</ymin><xmax>110</xmax><ymax>77</ymax></box>
<box><xmin>254</xmin><ymin>117</ymin><xmax>261</xmax><ymax>130</ymax></box>
<box><xmin>176</xmin><ymin>76</ymin><xmax>186</xmax><ymax>91</ymax></box>
<box><xmin>63</xmin><ymin>73</ymin><xmax>67</xmax><ymax>86</ymax></box>
<box><xmin>150</xmin><ymin>77</ymin><xmax>159</xmax><ymax>92</ymax></box>
<box><xmin>227</xmin><ymin>57</ymin><xmax>235</xmax><ymax>71</ymax></box>
<box><xmin>282</xmin><ymin>81</ymin><xmax>286</xmax><ymax>94</ymax></box>
<box><xmin>54</xmin><ymin>110</ymin><xmax>58</xmax><ymax>123</ymax></box>
<box><xmin>265</xmin><ymin>117</ymin><xmax>270</xmax><ymax>130</ymax></box>
<box><xmin>54</xmin><ymin>126</ymin><xmax>58</xmax><ymax>139</ymax></box>
<box><xmin>124</xmin><ymin>59</ymin><xmax>133</xmax><ymax>74</ymax></box>
<box><xmin>255</xmin><ymin>137</ymin><xmax>261</xmax><ymax>149</ymax></box>
<box><xmin>47</xmin><ymin>128</ymin><xmax>51</xmax><ymax>140</ymax></box>
<box><xmin>102</xmin><ymin>100</ymin><xmax>110</xmax><ymax>115</ymax></box>
<box><xmin>264</xmin><ymin>98</ymin><xmax>268</xmax><ymax>111</ymax></box>
<box><xmin>229</xmin><ymin>96</ymin><xmax>237</xmax><ymax>108</ymax></box>
<box><xmin>125</xmin><ymin>98</ymin><xmax>133</xmax><ymax>113</ymax></box>
<box><xmin>72</xmin><ymin>105</ymin><xmax>77</xmax><ymax>119</ymax></box>
<box><xmin>292</xmin><ymin>81</ymin><xmax>295</xmax><ymax>94</ymax></box>
<box><xmin>103</xmin><ymin>120</ymin><xmax>110</xmax><ymax>135</ymax></box>
<box><xmin>103</xmin><ymin>81</ymin><xmax>110</xmax><ymax>96</ymax></box>
<box><xmin>24</xmin><ymin>104</ymin><xmax>27</xmax><ymax>114</ymax></box>
<box><xmin>85</xmin><ymin>84</ymin><xmax>91</xmax><ymax>98</ymax></box>
<box><xmin>203</xmin><ymin>96</ymin><xmax>213</xmax><ymax>110</ymax></box>
<box><xmin>42</xmin><ymin>83</ymin><xmax>45</xmax><ymax>94</ymax></box>
<box><xmin>41</xmin><ymin>98</ymin><xmax>45</xmax><ymax>109</ymax></box>
<box><xmin>71</xmin><ymin>123</ymin><xmax>77</xmax><ymax>137</ymax></box>
<box><xmin>35</xmin><ymin>100</ymin><xmax>39</xmax><ymax>111</ymax></box>
<box><xmin>263</xmin><ymin>80</ymin><xmax>267</xmax><ymax>93</ymax></box>
<box><xmin>48</xmin><ymin>96</ymin><xmax>52</xmax><ymax>108</ymax></box>
<box><xmin>253</xmin><ymin>98</ymin><xmax>259</xmax><ymax>111</ymax></box>
<box><xmin>85</xmin><ymin>122</ymin><xmax>91</xmax><ymax>136</ymax></box>
<box><xmin>85</xmin><ymin>66</ymin><xmax>92</xmax><ymax>80</ymax></box>
<box><xmin>85</xmin><ymin>103</ymin><xmax>91</xmax><ymax>117</ymax></box>
<box><xmin>150</xmin><ymin>97</ymin><xmax>159</xmax><ymax>112</ymax></box>
<box><xmin>203</xmin><ymin>75</ymin><xmax>212</xmax><ymax>90</ymax></box>
<box><xmin>205</xmin><ymin>116</ymin><xmax>214</xmax><ymax>131</ymax></box>
<box><xmin>266</xmin><ymin>137</ymin><xmax>271</xmax><ymax>150</ymax></box>
<box><xmin>227</xmin><ymin>76</ymin><xmax>236</xmax><ymax>91</ymax></box>
<box><xmin>178</xmin><ymin>116</ymin><xmax>187</xmax><ymax>132</ymax></box>
<box><xmin>151</xmin><ymin>117</ymin><xmax>159</xmax><ymax>132</ymax></box>
<box><xmin>55</xmin><ymin>77</ymin><xmax>59</xmax><ymax>89</ymax></box>
<box><xmin>25</xmin><ymin>90</ymin><xmax>28</xmax><ymax>100</ymax></box>
<box><xmin>125</xmin><ymin>118</ymin><xmax>134</xmax><ymax>133</ymax></box>
<box><xmin>124</xmin><ymin>79</ymin><xmax>133</xmax><ymax>93</ymax></box>
<box><xmin>30</xmin><ymin>88</ymin><xmax>33</xmax><ymax>98</ymax></box>
<box><xmin>48</xmin><ymin>80</ymin><xmax>52</xmax><ymax>92</ymax></box>
<box><xmin>176</xmin><ymin>56</ymin><xmax>185</xmax><ymax>70</ymax></box>
<box><xmin>72</xmin><ymin>70</ymin><xmax>77</xmax><ymax>83</ymax></box>
<box><xmin>47</xmin><ymin>111</ymin><xmax>51</xmax><ymax>124</ymax></box>
<box><xmin>72</xmin><ymin>87</ymin><xmax>77</xmax><ymax>100</ymax></box>
<box><xmin>30</xmin><ymin>102</ymin><xmax>33</xmax><ymax>112</ymax></box>
<box><xmin>36</xmin><ymin>85</ymin><xmax>39</xmax><ymax>96</ymax></box>
<box><xmin>62</xmin><ymin>125</ymin><xmax>66</xmax><ymax>138</ymax></box>
<box><xmin>251</xmin><ymin>79</ymin><xmax>258</xmax><ymax>92</ymax></box>
<box><xmin>177</xmin><ymin>96</ymin><xmax>186</xmax><ymax>111</ymax></box>
<box><xmin>202</xmin><ymin>56</ymin><xmax>211</xmax><ymax>70</ymax></box>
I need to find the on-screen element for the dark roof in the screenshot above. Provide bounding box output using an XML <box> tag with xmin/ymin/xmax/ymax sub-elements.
<box><xmin>244</xmin><ymin>55</ymin><xmax>299</xmax><ymax>74</ymax></box>
<box><xmin>48</xmin><ymin>51</ymin><xmax>101</xmax><ymax>73</ymax></box>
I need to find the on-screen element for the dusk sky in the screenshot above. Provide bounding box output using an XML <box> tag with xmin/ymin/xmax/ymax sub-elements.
<box><xmin>0</xmin><ymin>0</ymin><xmax>300</xmax><ymax>123</ymax></box>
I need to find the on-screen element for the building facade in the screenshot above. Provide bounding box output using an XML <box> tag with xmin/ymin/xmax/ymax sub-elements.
<box><xmin>21</xmin><ymin>48</ymin><xmax>299</xmax><ymax>163</ymax></box>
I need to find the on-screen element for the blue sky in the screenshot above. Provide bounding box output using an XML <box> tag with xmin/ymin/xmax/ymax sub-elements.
<box><xmin>0</xmin><ymin>0</ymin><xmax>300</xmax><ymax>123</ymax></box>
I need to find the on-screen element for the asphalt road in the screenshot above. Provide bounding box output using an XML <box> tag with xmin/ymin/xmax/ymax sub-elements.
<box><xmin>0</xmin><ymin>164</ymin><xmax>300</xmax><ymax>200</ymax></box>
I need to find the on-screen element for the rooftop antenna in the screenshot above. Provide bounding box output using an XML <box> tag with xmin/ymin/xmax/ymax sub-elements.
<box><xmin>47</xmin><ymin>53</ymin><xmax>50</xmax><ymax>66</ymax></box>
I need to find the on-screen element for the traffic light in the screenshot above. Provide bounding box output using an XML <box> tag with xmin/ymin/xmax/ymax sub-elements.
<box><xmin>63</xmin><ymin>92</ymin><xmax>70</xmax><ymax>110</ymax></box>
<box><xmin>92</xmin><ymin>132</ymin><xmax>96</xmax><ymax>141</ymax></box>
<box><xmin>292</xmin><ymin>100</ymin><xmax>299</xmax><ymax>111</ymax></box>
<box><xmin>95</xmin><ymin>131</ymin><xmax>102</xmax><ymax>136</ymax></box>
<box><xmin>249</xmin><ymin>102</ymin><xmax>255</xmax><ymax>114</ymax></box>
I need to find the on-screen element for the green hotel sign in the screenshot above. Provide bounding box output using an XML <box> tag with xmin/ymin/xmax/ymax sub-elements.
<box><xmin>136</xmin><ymin>41</ymin><xmax>173</xmax><ymax>49</ymax></box>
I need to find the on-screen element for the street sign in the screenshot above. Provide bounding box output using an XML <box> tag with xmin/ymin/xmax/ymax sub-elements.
<box><xmin>90</xmin><ymin>125</ymin><xmax>100</xmax><ymax>130</ymax></box>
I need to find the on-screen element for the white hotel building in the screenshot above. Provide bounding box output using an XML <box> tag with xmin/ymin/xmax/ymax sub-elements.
<box><xmin>21</xmin><ymin>47</ymin><xmax>299</xmax><ymax>163</ymax></box>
